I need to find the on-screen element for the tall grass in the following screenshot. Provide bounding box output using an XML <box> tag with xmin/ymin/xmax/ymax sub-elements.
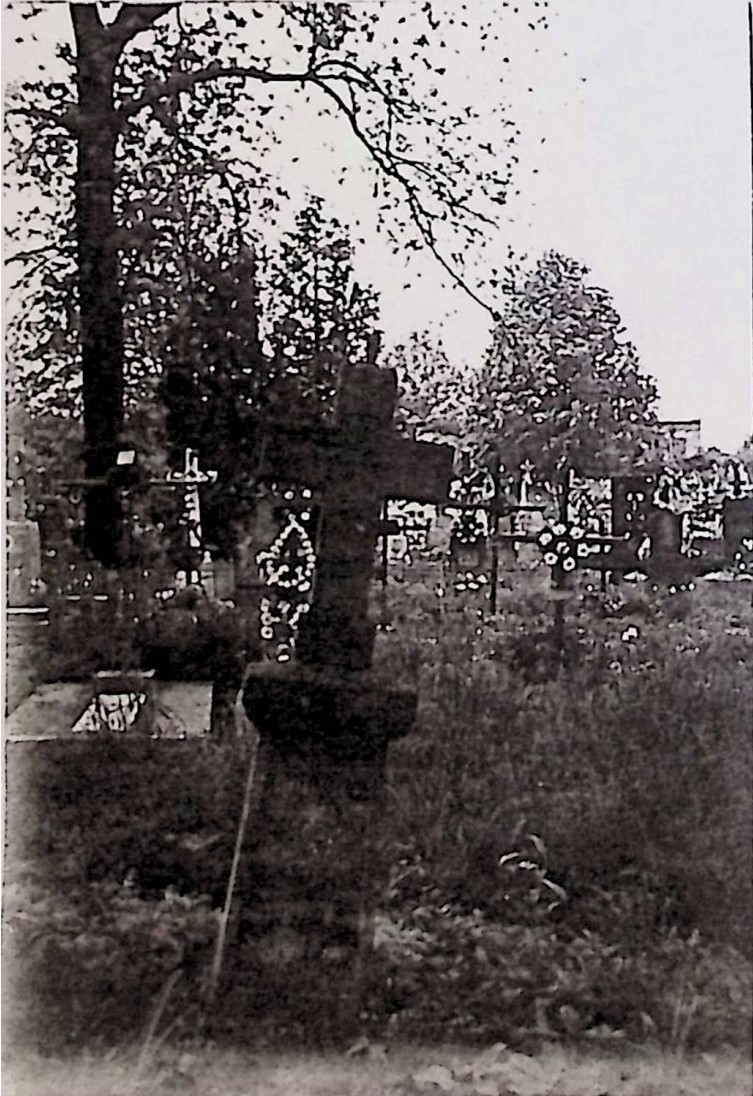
<box><xmin>378</xmin><ymin>581</ymin><xmax>752</xmax><ymax>947</ymax></box>
<box><xmin>4</xmin><ymin>580</ymin><xmax>751</xmax><ymax>1051</ymax></box>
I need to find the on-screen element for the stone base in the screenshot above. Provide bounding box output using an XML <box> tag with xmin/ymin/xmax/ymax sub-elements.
<box><xmin>5</xmin><ymin>607</ymin><xmax>49</xmax><ymax>715</ymax></box>
<box><xmin>239</xmin><ymin>661</ymin><xmax>416</xmax><ymax>985</ymax></box>
<box><xmin>242</xmin><ymin>661</ymin><xmax>417</xmax><ymax>758</ymax></box>
<box><xmin>6</xmin><ymin>520</ymin><xmax>41</xmax><ymax>606</ymax></box>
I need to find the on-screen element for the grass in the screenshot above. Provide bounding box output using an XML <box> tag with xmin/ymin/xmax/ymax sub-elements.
<box><xmin>4</xmin><ymin>1043</ymin><xmax>753</xmax><ymax>1096</ymax></box>
<box><xmin>3</xmin><ymin>576</ymin><xmax>752</xmax><ymax>1058</ymax></box>
<box><xmin>378</xmin><ymin>578</ymin><xmax>752</xmax><ymax>940</ymax></box>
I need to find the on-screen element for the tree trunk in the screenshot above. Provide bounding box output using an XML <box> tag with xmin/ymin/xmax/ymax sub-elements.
<box><xmin>73</xmin><ymin>7</ymin><xmax>125</xmax><ymax>566</ymax></box>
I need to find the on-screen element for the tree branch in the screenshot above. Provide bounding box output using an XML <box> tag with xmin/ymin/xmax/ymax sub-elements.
<box><xmin>311</xmin><ymin>77</ymin><xmax>498</xmax><ymax>319</ymax></box>
<box><xmin>92</xmin><ymin>18</ymin><xmax>498</xmax><ymax>318</ymax></box>
<box><xmin>117</xmin><ymin>64</ymin><xmax>314</xmax><ymax>119</ymax></box>
<box><xmin>5</xmin><ymin>105</ymin><xmax>78</xmax><ymax>133</ymax></box>
<box><xmin>109</xmin><ymin>4</ymin><xmax>176</xmax><ymax>47</ymax></box>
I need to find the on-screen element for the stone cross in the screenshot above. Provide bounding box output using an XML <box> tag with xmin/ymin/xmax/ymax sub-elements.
<box><xmin>253</xmin><ymin>364</ymin><xmax>454</xmax><ymax>672</ymax></box>
<box><xmin>239</xmin><ymin>365</ymin><xmax>455</xmax><ymax>1013</ymax></box>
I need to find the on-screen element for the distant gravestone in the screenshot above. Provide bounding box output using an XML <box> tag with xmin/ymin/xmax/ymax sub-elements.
<box><xmin>6</xmin><ymin>435</ymin><xmax>42</xmax><ymax>607</ymax></box>
<box><xmin>723</xmin><ymin>496</ymin><xmax>753</xmax><ymax>574</ymax></box>
<box><xmin>723</xmin><ymin>496</ymin><xmax>753</xmax><ymax>554</ymax></box>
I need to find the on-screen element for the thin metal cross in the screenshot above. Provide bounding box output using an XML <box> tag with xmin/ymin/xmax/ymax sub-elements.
<box><xmin>159</xmin><ymin>448</ymin><xmax>218</xmax><ymax>588</ymax></box>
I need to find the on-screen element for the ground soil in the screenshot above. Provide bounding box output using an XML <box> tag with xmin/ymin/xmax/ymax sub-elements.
<box><xmin>4</xmin><ymin>1044</ymin><xmax>752</xmax><ymax>1096</ymax></box>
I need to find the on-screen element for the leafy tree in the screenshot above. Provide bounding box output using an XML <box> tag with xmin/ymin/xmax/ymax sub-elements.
<box><xmin>160</xmin><ymin>247</ymin><xmax>263</xmax><ymax>462</ymax></box>
<box><xmin>389</xmin><ymin>331</ymin><xmax>471</xmax><ymax>440</ymax></box>
<box><xmin>263</xmin><ymin>196</ymin><xmax>380</xmax><ymax>411</ymax></box>
<box><xmin>6</xmin><ymin>1</ymin><xmax>545</xmax><ymax>563</ymax></box>
<box><xmin>158</xmin><ymin>246</ymin><xmax>267</xmax><ymax>559</ymax></box>
<box><xmin>477</xmin><ymin>252</ymin><xmax>663</xmax><ymax>493</ymax></box>
<box><xmin>735</xmin><ymin>436</ymin><xmax>753</xmax><ymax>479</ymax></box>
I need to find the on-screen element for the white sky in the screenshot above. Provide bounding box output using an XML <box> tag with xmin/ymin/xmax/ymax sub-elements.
<box><xmin>3</xmin><ymin>0</ymin><xmax>752</xmax><ymax>452</ymax></box>
<box><xmin>365</xmin><ymin>0</ymin><xmax>752</xmax><ymax>454</ymax></box>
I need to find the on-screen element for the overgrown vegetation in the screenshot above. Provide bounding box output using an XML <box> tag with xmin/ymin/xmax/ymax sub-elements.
<box><xmin>4</xmin><ymin>581</ymin><xmax>752</xmax><ymax>1054</ymax></box>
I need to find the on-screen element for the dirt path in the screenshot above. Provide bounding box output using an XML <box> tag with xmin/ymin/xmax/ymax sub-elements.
<box><xmin>5</xmin><ymin>1044</ymin><xmax>752</xmax><ymax>1096</ymax></box>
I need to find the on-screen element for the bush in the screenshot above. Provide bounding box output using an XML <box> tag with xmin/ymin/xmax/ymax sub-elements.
<box><xmin>137</xmin><ymin>589</ymin><xmax>258</xmax><ymax>680</ymax></box>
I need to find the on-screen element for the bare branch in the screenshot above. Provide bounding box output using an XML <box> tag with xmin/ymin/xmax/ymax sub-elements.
<box><xmin>109</xmin><ymin>4</ymin><xmax>176</xmax><ymax>46</ymax></box>
<box><xmin>311</xmin><ymin>77</ymin><xmax>498</xmax><ymax>318</ymax></box>
<box><xmin>5</xmin><ymin>244</ymin><xmax>71</xmax><ymax>265</ymax></box>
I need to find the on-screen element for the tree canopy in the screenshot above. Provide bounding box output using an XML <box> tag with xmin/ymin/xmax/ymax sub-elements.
<box><xmin>5</xmin><ymin>1</ymin><xmax>546</xmax><ymax>561</ymax></box>
<box><xmin>263</xmin><ymin>196</ymin><xmax>380</xmax><ymax>411</ymax></box>
<box><xmin>477</xmin><ymin>252</ymin><xmax>663</xmax><ymax>488</ymax></box>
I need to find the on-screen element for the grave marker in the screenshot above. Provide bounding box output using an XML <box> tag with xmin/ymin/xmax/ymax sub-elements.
<box><xmin>239</xmin><ymin>363</ymin><xmax>454</xmax><ymax>1020</ymax></box>
<box><xmin>158</xmin><ymin>448</ymin><xmax>218</xmax><ymax>590</ymax></box>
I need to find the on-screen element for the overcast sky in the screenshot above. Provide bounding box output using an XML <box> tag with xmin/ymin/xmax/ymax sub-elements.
<box><xmin>365</xmin><ymin>0</ymin><xmax>752</xmax><ymax>454</ymax></box>
<box><xmin>4</xmin><ymin>0</ymin><xmax>751</xmax><ymax>452</ymax></box>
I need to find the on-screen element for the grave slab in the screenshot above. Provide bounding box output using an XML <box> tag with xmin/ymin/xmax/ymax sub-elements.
<box><xmin>5</xmin><ymin>681</ymin><xmax>212</xmax><ymax>741</ymax></box>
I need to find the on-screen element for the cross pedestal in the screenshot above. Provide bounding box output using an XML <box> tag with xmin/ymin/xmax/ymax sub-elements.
<box><xmin>239</xmin><ymin>365</ymin><xmax>453</xmax><ymax>1026</ymax></box>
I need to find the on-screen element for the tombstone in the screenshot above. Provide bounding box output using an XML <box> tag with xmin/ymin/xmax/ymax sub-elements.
<box><xmin>211</xmin><ymin>557</ymin><xmax>236</xmax><ymax>602</ymax></box>
<box><xmin>608</xmin><ymin>473</ymin><xmax>657</xmax><ymax>572</ymax></box>
<box><xmin>6</xmin><ymin>436</ymin><xmax>42</xmax><ymax>607</ymax></box>
<box><xmin>723</xmin><ymin>496</ymin><xmax>753</xmax><ymax>574</ymax></box>
<box><xmin>723</xmin><ymin>497</ymin><xmax>753</xmax><ymax>555</ymax></box>
<box><xmin>512</xmin><ymin>506</ymin><xmax>546</xmax><ymax>569</ymax></box>
<box><xmin>6</xmin><ymin>437</ymin><xmax>49</xmax><ymax>713</ymax></box>
<box><xmin>239</xmin><ymin>363</ymin><xmax>453</xmax><ymax>1025</ymax></box>
<box><xmin>449</xmin><ymin>507</ymin><xmax>489</xmax><ymax>572</ymax></box>
<box><xmin>425</xmin><ymin>506</ymin><xmax>454</xmax><ymax>556</ymax></box>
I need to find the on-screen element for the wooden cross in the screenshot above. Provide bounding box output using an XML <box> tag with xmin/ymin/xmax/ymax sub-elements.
<box><xmin>493</xmin><ymin>471</ymin><xmax>629</xmax><ymax>657</ymax></box>
<box><xmin>496</xmin><ymin>515</ymin><xmax>627</xmax><ymax>591</ymax></box>
<box><xmin>438</xmin><ymin>460</ymin><xmax>546</xmax><ymax>609</ymax></box>
<box><xmin>253</xmin><ymin>364</ymin><xmax>454</xmax><ymax>672</ymax></box>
